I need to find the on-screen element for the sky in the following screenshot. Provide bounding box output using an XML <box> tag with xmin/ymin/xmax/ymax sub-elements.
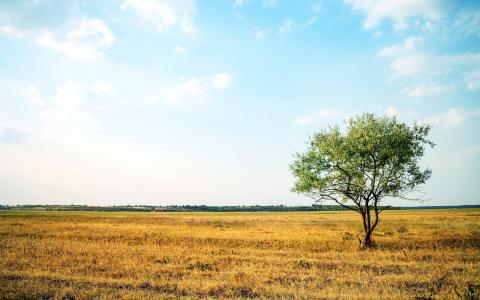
<box><xmin>0</xmin><ymin>0</ymin><xmax>479</xmax><ymax>206</ymax></box>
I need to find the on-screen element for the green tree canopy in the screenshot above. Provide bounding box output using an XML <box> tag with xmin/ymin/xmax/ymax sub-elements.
<box><xmin>290</xmin><ymin>113</ymin><xmax>434</xmax><ymax>246</ymax></box>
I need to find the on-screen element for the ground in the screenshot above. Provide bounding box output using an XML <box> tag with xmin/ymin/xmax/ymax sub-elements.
<box><xmin>0</xmin><ymin>209</ymin><xmax>479</xmax><ymax>299</ymax></box>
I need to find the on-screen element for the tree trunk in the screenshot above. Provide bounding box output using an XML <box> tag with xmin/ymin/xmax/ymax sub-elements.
<box><xmin>363</xmin><ymin>230</ymin><xmax>375</xmax><ymax>248</ymax></box>
<box><xmin>360</xmin><ymin>210</ymin><xmax>376</xmax><ymax>248</ymax></box>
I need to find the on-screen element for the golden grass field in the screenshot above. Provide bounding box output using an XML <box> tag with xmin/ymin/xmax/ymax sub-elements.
<box><xmin>0</xmin><ymin>209</ymin><xmax>479</xmax><ymax>299</ymax></box>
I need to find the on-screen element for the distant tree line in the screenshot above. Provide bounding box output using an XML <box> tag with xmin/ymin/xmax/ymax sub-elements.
<box><xmin>0</xmin><ymin>204</ymin><xmax>478</xmax><ymax>212</ymax></box>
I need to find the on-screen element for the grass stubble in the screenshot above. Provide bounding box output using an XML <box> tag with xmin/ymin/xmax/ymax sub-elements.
<box><xmin>0</xmin><ymin>209</ymin><xmax>479</xmax><ymax>299</ymax></box>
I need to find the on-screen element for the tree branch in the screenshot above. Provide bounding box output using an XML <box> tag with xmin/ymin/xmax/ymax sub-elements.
<box><xmin>314</xmin><ymin>194</ymin><xmax>361</xmax><ymax>213</ymax></box>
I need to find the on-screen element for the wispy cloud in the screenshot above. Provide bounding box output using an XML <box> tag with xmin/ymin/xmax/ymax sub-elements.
<box><xmin>90</xmin><ymin>81</ymin><xmax>113</xmax><ymax>96</ymax></box>
<box><xmin>121</xmin><ymin>0</ymin><xmax>197</xmax><ymax>34</ymax></box>
<box><xmin>297</xmin><ymin>109</ymin><xmax>342</xmax><ymax>125</ymax></box>
<box><xmin>37</xmin><ymin>18</ymin><xmax>115</xmax><ymax>61</ymax></box>
<box><xmin>252</xmin><ymin>26</ymin><xmax>267</xmax><ymax>40</ymax></box>
<box><xmin>454</xmin><ymin>9</ymin><xmax>480</xmax><ymax>37</ymax></box>
<box><xmin>262</xmin><ymin>0</ymin><xmax>277</xmax><ymax>8</ymax></box>
<box><xmin>344</xmin><ymin>0</ymin><xmax>446</xmax><ymax>30</ymax></box>
<box><xmin>233</xmin><ymin>0</ymin><xmax>277</xmax><ymax>8</ymax></box>
<box><xmin>378</xmin><ymin>37</ymin><xmax>421</xmax><ymax>57</ymax></box>
<box><xmin>146</xmin><ymin>73</ymin><xmax>233</xmax><ymax>106</ymax></box>
<box><xmin>233</xmin><ymin>0</ymin><xmax>244</xmax><ymax>8</ymax></box>
<box><xmin>174</xmin><ymin>45</ymin><xmax>187</xmax><ymax>53</ymax></box>
<box><xmin>27</xmin><ymin>84</ymin><xmax>46</xmax><ymax>107</ymax></box>
<box><xmin>378</xmin><ymin>37</ymin><xmax>427</xmax><ymax>78</ymax></box>
<box><xmin>425</xmin><ymin>108</ymin><xmax>480</xmax><ymax>129</ymax></box>
<box><xmin>278</xmin><ymin>19</ymin><xmax>293</xmax><ymax>34</ymax></box>
<box><xmin>40</xmin><ymin>80</ymin><xmax>90</xmax><ymax>122</ymax></box>
<box><xmin>35</xmin><ymin>80</ymin><xmax>116</xmax><ymax>123</ymax></box>
<box><xmin>403</xmin><ymin>82</ymin><xmax>454</xmax><ymax>97</ymax></box>
<box><xmin>212</xmin><ymin>73</ymin><xmax>232</xmax><ymax>89</ymax></box>
<box><xmin>0</xmin><ymin>25</ymin><xmax>24</xmax><ymax>38</ymax></box>
<box><xmin>379</xmin><ymin>37</ymin><xmax>480</xmax><ymax>95</ymax></box>
<box><xmin>302</xmin><ymin>16</ymin><xmax>318</xmax><ymax>29</ymax></box>
<box><xmin>464</xmin><ymin>70</ymin><xmax>480</xmax><ymax>91</ymax></box>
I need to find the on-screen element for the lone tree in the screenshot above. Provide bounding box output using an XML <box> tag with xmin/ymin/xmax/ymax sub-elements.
<box><xmin>290</xmin><ymin>113</ymin><xmax>434</xmax><ymax>247</ymax></box>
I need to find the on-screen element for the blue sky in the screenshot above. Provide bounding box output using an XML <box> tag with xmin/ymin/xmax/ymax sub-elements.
<box><xmin>0</xmin><ymin>0</ymin><xmax>479</xmax><ymax>206</ymax></box>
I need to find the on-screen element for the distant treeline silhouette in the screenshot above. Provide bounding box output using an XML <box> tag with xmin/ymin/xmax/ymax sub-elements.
<box><xmin>0</xmin><ymin>204</ymin><xmax>478</xmax><ymax>212</ymax></box>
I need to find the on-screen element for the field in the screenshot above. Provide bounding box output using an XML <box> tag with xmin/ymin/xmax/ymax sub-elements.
<box><xmin>0</xmin><ymin>209</ymin><xmax>479</xmax><ymax>299</ymax></box>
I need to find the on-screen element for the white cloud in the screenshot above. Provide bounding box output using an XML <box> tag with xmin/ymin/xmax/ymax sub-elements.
<box><xmin>417</xmin><ymin>20</ymin><xmax>436</xmax><ymax>32</ymax></box>
<box><xmin>379</xmin><ymin>37</ymin><xmax>426</xmax><ymax>78</ymax></box>
<box><xmin>303</xmin><ymin>16</ymin><xmax>318</xmax><ymax>28</ymax></box>
<box><xmin>164</xmin><ymin>77</ymin><xmax>208</xmax><ymax>105</ymax></box>
<box><xmin>0</xmin><ymin>25</ymin><xmax>24</xmax><ymax>38</ymax></box>
<box><xmin>253</xmin><ymin>27</ymin><xmax>266</xmax><ymax>40</ymax></box>
<box><xmin>255</xmin><ymin>30</ymin><xmax>264</xmax><ymax>40</ymax></box>
<box><xmin>263</xmin><ymin>0</ymin><xmax>277</xmax><ymax>8</ymax></box>
<box><xmin>212</xmin><ymin>73</ymin><xmax>232</xmax><ymax>89</ymax></box>
<box><xmin>278</xmin><ymin>19</ymin><xmax>293</xmax><ymax>34</ymax></box>
<box><xmin>233</xmin><ymin>0</ymin><xmax>276</xmax><ymax>8</ymax></box>
<box><xmin>425</xmin><ymin>108</ymin><xmax>480</xmax><ymax>129</ymax></box>
<box><xmin>297</xmin><ymin>109</ymin><xmax>341</xmax><ymax>125</ymax></box>
<box><xmin>90</xmin><ymin>81</ymin><xmax>113</xmax><ymax>96</ymax></box>
<box><xmin>28</xmin><ymin>80</ymin><xmax>129</xmax><ymax>122</ymax></box>
<box><xmin>146</xmin><ymin>73</ymin><xmax>232</xmax><ymax>106</ymax></box>
<box><xmin>345</xmin><ymin>0</ymin><xmax>446</xmax><ymax>30</ymax></box>
<box><xmin>146</xmin><ymin>77</ymin><xmax>209</xmax><ymax>105</ymax></box>
<box><xmin>379</xmin><ymin>38</ymin><xmax>480</xmax><ymax>93</ymax></box>
<box><xmin>404</xmin><ymin>82</ymin><xmax>454</xmax><ymax>97</ymax></box>
<box><xmin>121</xmin><ymin>0</ymin><xmax>196</xmax><ymax>34</ymax></box>
<box><xmin>37</xmin><ymin>18</ymin><xmax>115</xmax><ymax>61</ymax></box>
<box><xmin>41</xmin><ymin>80</ymin><xmax>90</xmax><ymax>122</ymax></box>
<box><xmin>27</xmin><ymin>84</ymin><xmax>46</xmax><ymax>107</ymax></box>
<box><xmin>389</xmin><ymin>53</ymin><xmax>427</xmax><ymax>78</ymax></box>
<box><xmin>384</xmin><ymin>106</ymin><xmax>398</xmax><ymax>117</ymax></box>
<box><xmin>234</xmin><ymin>0</ymin><xmax>244</xmax><ymax>7</ymax></box>
<box><xmin>174</xmin><ymin>45</ymin><xmax>187</xmax><ymax>53</ymax></box>
<box><xmin>378</xmin><ymin>37</ymin><xmax>421</xmax><ymax>57</ymax></box>
<box><xmin>386</xmin><ymin>51</ymin><xmax>480</xmax><ymax>79</ymax></box>
<box><xmin>464</xmin><ymin>70</ymin><xmax>480</xmax><ymax>91</ymax></box>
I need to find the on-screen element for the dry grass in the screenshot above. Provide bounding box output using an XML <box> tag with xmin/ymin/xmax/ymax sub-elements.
<box><xmin>0</xmin><ymin>209</ymin><xmax>479</xmax><ymax>299</ymax></box>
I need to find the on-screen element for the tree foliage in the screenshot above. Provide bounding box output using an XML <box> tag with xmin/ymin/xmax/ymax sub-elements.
<box><xmin>290</xmin><ymin>113</ymin><xmax>434</xmax><ymax>246</ymax></box>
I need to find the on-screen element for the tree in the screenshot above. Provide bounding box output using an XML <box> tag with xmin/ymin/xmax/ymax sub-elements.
<box><xmin>290</xmin><ymin>113</ymin><xmax>434</xmax><ymax>247</ymax></box>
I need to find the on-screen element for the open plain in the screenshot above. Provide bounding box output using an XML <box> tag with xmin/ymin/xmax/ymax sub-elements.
<box><xmin>0</xmin><ymin>209</ymin><xmax>479</xmax><ymax>299</ymax></box>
